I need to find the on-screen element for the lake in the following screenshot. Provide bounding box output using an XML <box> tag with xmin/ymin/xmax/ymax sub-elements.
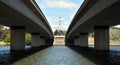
<box><xmin>0</xmin><ymin>46</ymin><xmax>120</xmax><ymax>65</ymax></box>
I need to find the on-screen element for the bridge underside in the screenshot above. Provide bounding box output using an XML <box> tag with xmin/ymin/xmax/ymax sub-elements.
<box><xmin>0</xmin><ymin>0</ymin><xmax>53</xmax><ymax>51</ymax></box>
<box><xmin>66</xmin><ymin>0</ymin><xmax>120</xmax><ymax>51</ymax></box>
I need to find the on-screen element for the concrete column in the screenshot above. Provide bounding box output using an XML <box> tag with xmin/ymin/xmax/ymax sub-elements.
<box><xmin>74</xmin><ymin>37</ymin><xmax>80</xmax><ymax>46</ymax></box>
<box><xmin>10</xmin><ymin>26</ymin><xmax>25</xmax><ymax>51</ymax></box>
<box><xmin>45</xmin><ymin>39</ymin><xmax>53</xmax><ymax>46</ymax></box>
<box><xmin>65</xmin><ymin>38</ymin><xmax>74</xmax><ymax>45</ymax></box>
<box><xmin>79</xmin><ymin>33</ymin><xmax>88</xmax><ymax>47</ymax></box>
<box><xmin>31</xmin><ymin>33</ymin><xmax>40</xmax><ymax>47</ymax></box>
<box><xmin>94</xmin><ymin>26</ymin><xmax>109</xmax><ymax>51</ymax></box>
<box><xmin>39</xmin><ymin>37</ymin><xmax>45</xmax><ymax>46</ymax></box>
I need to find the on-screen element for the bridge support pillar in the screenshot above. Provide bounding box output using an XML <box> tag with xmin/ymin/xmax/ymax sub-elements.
<box><xmin>74</xmin><ymin>37</ymin><xmax>80</xmax><ymax>46</ymax></box>
<box><xmin>10</xmin><ymin>26</ymin><xmax>25</xmax><ymax>52</ymax></box>
<box><xmin>45</xmin><ymin>39</ymin><xmax>53</xmax><ymax>46</ymax></box>
<box><xmin>31</xmin><ymin>33</ymin><xmax>41</xmax><ymax>47</ymax></box>
<box><xmin>79</xmin><ymin>33</ymin><xmax>88</xmax><ymax>47</ymax></box>
<box><xmin>65</xmin><ymin>38</ymin><xmax>74</xmax><ymax>45</ymax></box>
<box><xmin>40</xmin><ymin>37</ymin><xmax>45</xmax><ymax>46</ymax></box>
<box><xmin>31</xmin><ymin>34</ymin><xmax>46</xmax><ymax>47</ymax></box>
<box><xmin>94</xmin><ymin>26</ymin><xmax>109</xmax><ymax>51</ymax></box>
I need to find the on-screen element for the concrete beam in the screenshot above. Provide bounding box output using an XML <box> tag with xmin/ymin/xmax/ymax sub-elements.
<box><xmin>10</xmin><ymin>26</ymin><xmax>25</xmax><ymax>52</ymax></box>
<box><xmin>0</xmin><ymin>0</ymin><xmax>53</xmax><ymax>38</ymax></box>
<box><xmin>94</xmin><ymin>26</ymin><xmax>109</xmax><ymax>51</ymax></box>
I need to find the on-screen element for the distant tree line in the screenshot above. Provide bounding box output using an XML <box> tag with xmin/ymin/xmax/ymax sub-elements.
<box><xmin>89</xmin><ymin>27</ymin><xmax>120</xmax><ymax>41</ymax></box>
<box><xmin>109</xmin><ymin>27</ymin><xmax>120</xmax><ymax>41</ymax></box>
<box><xmin>54</xmin><ymin>30</ymin><xmax>66</xmax><ymax>35</ymax></box>
<box><xmin>0</xmin><ymin>25</ymin><xmax>10</xmax><ymax>41</ymax></box>
<box><xmin>0</xmin><ymin>24</ymin><xmax>120</xmax><ymax>45</ymax></box>
<box><xmin>0</xmin><ymin>25</ymin><xmax>31</xmax><ymax>45</ymax></box>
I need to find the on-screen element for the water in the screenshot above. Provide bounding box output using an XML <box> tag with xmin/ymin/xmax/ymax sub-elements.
<box><xmin>0</xmin><ymin>46</ymin><xmax>120</xmax><ymax>65</ymax></box>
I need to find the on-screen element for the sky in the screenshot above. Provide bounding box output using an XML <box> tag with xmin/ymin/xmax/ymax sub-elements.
<box><xmin>35</xmin><ymin>0</ymin><xmax>84</xmax><ymax>32</ymax></box>
<box><xmin>35</xmin><ymin>0</ymin><xmax>120</xmax><ymax>32</ymax></box>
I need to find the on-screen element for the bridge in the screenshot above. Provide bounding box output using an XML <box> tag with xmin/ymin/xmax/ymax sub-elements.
<box><xmin>0</xmin><ymin>0</ymin><xmax>53</xmax><ymax>51</ymax></box>
<box><xmin>65</xmin><ymin>0</ymin><xmax>120</xmax><ymax>51</ymax></box>
<box><xmin>0</xmin><ymin>0</ymin><xmax>120</xmax><ymax>65</ymax></box>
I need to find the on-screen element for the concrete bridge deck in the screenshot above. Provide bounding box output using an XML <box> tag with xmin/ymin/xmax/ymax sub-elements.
<box><xmin>0</xmin><ymin>0</ymin><xmax>53</xmax><ymax>51</ymax></box>
<box><xmin>66</xmin><ymin>0</ymin><xmax>120</xmax><ymax>51</ymax></box>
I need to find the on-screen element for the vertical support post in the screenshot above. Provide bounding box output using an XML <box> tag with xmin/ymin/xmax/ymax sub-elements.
<box><xmin>65</xmin><ymin>38</ymin><xmax>74</xmax><ymax>45</ymax></box>
<box><xmin>40</xmin><ymin>36</ymin><xmax>45</xmax><ymax>46</ymax></box>
<box><xmin>74</xmin><ymin>36</ymin><xmax>80</xmax><ymax>46</ymax></box>
<box><xmin>45</xmin><ymin>38</ymin><xmax>53</xmax><ymax>46</ymax></box>
<box><xmin>79</xmin><ymin>33</ymin><xmax>88</xmax><ymax>47</ymax></box>
<box><xmin>10</xmin><ymin>26</ymin><xmax>25</xmax><ymax>52</ymax></box>
<box><xmin>31</xmin><ymin>33</ymin><xmax>40</xmax><ymax>47</ymax></box>
<box><xmin>94</xmin><ymin>26</ymin><xmax>109</xmax><ymax>51</ymax></box>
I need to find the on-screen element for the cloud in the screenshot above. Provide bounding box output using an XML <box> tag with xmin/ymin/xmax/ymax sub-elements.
<box><xmin>39</xmin><ymin>0</ymin><xmax>78</xmax><ymax>10</ymax></box>
<box><xmin>47</xmin><ymin>17</ymin><xmax>71</xmax><ymax>31</ymax></box>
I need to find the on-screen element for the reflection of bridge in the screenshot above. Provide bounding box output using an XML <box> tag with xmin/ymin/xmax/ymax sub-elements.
<box><xmin>0</xmin><ymin>0</ymin><xmax>53</xmax><ymax>51</ymax></box>
<box><xmin>65</xmin><ymin>0</ymin><xmax>120</xmax><ymax>51</ymax></box>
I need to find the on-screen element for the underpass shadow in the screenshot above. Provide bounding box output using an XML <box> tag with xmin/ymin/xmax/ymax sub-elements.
<box><xmin>68</xmin><ymin>46</ymin><xmax>120</xmax><ymax>65</ymax></box>
<box><xmin>10</xmin><ymin>46</ymin><xmax>52</xmax><ymax>64</ymax></box>
<box><xmin>0</xmin><ymin>46</ymin><xmax>51</xmax><ymax>65</ymax></box>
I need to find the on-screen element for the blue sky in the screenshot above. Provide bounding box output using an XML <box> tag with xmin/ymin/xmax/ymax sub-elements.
<box><xmin>35</xmin><ymin>0</ymin><xmax>120</xmax><ymax>32</ymax></box>
<box><xmin>35</xmin><ymin>0</ymin><xmax>84</xmax><ymax>32</ymax></box>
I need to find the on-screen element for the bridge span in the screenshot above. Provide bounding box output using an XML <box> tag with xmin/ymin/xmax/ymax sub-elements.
<box><xmin>65</xmin><ymin>0</ymin><xmax>120</xmax><ymax>51</ymax></box>
<box><xmin>0</xmin><ymin>0</ymin><xmax>53</xmax><ymax>51</ymax></box>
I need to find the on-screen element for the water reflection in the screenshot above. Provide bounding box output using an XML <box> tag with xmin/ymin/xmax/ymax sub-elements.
<box><xmin>12</xmin><ymin>46</ymin><xmax>96</xmax><ymax>65</ymax></box>
<box><xmin>0</xmin><ymin>46</ymin><xmax>120</xmax><ymax>65</ymax></box>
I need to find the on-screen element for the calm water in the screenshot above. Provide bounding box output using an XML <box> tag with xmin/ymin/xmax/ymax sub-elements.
<box><xmin>0</xmin><ymin>46</ymin><xmax>120</xmax><ymax>65</ymax></box>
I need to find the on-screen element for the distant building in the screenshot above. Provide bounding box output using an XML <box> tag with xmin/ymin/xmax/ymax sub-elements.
<box><xmin>54</xmin><ymin>35</ymin><xmax>65</xmax><ymax>45</ymax></box>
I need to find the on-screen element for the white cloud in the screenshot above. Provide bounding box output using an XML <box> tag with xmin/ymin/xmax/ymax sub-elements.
<box><xmin>47</xmin><ymin>17</ymin><xmax>70</xmax><ymax>31</ymax></box>
<box><xmin>39</xmin><ymin>0</ymin><xmax>78</xmax><ymax>10</ymax></box>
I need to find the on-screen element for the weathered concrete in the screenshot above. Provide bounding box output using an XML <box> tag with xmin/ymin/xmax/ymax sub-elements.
<box><xmin>65</xmin><ymin>38</ymin><xmax>74</xmax><ymax>45</ymax></box>
<box><xmin>45</xmin><ymin>39</ymin><xmax>53</xmax><ymax>45</ymax></box>
<box><xmin>94</xmin><ymin>26</ymin><xmax>109</xmax><ymax>51</ymax></box>
<box><xmin>31</xmin><ymin>33</ymin><xmax>40</xmax><ymax>47</ymax></box>
<box><xmin>66</xmin><ymin>0</ymin><xmax>120</xmax><ymax>38</ymax></box>
<box><xmin>0</xmin><ymin>0</ymin><xmax>53</xmax><ymax>38</ymax></box>
<box><xmin>79</xmin><ymin>33</ymin><xmax>88</xmax><ymax>47</ymax></box>
<box><xmin>31</xmin><ymin>34</ymin><xmax>46</xmax><ymax>47</ymax></box>
<box><xmin>10</xmin><ymin>26</ymin><xmax>25</xmax><ymax>51</ymax></box>
<box><xmin>74</xmin><ymin>37</ymin><xmax>80</xmax><ymax>46</ymax></box>
<box><xmin>39</xmin><ymin>38</ymin><xmax>45</xmax><ymax>46</ymax></box>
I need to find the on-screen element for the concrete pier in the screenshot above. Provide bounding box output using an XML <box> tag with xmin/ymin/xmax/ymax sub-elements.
<box><xmin>79</xmin><ymin>33</ymin><xmax>88</xmax><ymax>47</ymax></box>
<box><xmin>94</xmin><ymin>26</ymin><xmax>109</xmax><ymax>51</ymax></box>
<box><xmin>74</xmin><ymin>37</ymin><xmax>80</xmax><ymax>46</ymax></box>
<box><xmin>65</xmin><ymin>38</ymin><xmax>74</xmax><ymax>45</ymax></box>
<box><xmin>40</xmin><ymin>37</ymin><xmax>45</xmax><ymax>46</ymax></box>
<box><xmin>10</xmin><ymin>26</ymin><xmax>25</xmax><ymax>51</ymax></box>
<box><xmin>31</xmin><ymin>33</ymin><xmax>41</xmax><ymax>47</ymax></box>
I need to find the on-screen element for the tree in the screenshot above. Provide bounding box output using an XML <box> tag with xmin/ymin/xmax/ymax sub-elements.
<box><xmin>4</xmin><ymin>33</ymin><xmax>10</xmax><ymax>44</ymax></box>
<box><xmin>54</xmin><ymin>30</ymin><xmax>59</xmax><ymax>35</ymax></box>
<box><xmin>54</xmin><ymin>29</ymin><xmax>66</xmax><ymax>35</ymax></box>
<box><xmin>110</xmin><ymin>27</ymin><xmax>120</xmax><ymax>41</ymax></box>
<box><xmin>0</xmin><ymin>25</ymin><xmax>4</xmax><ymax>41</ymax></box>
<box><xmin>26</xmin><ymin>33</ymin><xmax>31</xmax><ymax>45</ymax></box>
